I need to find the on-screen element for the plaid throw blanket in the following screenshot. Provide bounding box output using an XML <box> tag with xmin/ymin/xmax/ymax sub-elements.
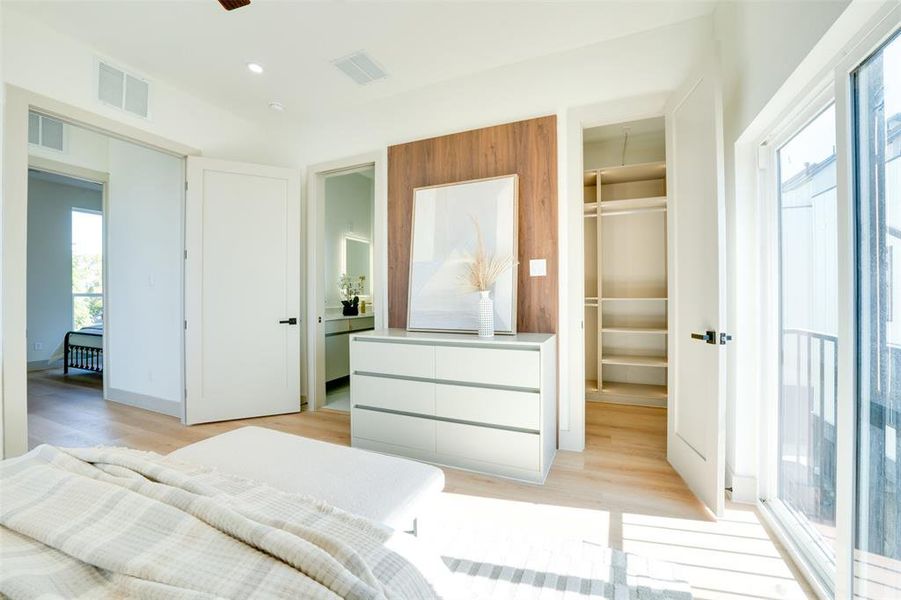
<box><xmin>0</xmin><ymin>445</ymin><xmax>456</xmax><ymax>599</ymax></box>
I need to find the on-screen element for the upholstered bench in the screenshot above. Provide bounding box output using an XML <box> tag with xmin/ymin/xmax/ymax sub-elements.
<box><xmin>167</xmin><ymin>426</ymin><xmax>444</xmax><ymax>532</ymax></box>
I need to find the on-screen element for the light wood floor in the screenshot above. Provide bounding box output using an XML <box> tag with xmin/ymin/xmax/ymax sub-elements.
<box><xmin>27</xmin><ymin>369</ymin><xmax>814</xmax><ymax>599</ymax></box>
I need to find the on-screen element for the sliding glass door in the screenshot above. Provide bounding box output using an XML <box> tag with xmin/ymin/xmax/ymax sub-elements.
<box><xmin>853</xmin><ymin>30</ymin><xmax>900</xmax><ymax>599</ymax></box>
<box><xmin>775</xmin><ymin>102</ymin><xmax>839</xmax><ymax>583</ymax></box>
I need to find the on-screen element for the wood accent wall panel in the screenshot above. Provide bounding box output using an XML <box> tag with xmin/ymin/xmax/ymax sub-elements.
<box><xmin>388</xmin><ymin>116</ymin><xmax>558</xmax><ymax>333</ymax></box>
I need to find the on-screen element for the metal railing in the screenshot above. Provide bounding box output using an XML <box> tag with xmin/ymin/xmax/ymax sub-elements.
<box><xmin>780</xmin><ymin>327</ymin><xmax>838</xmax><ymax>528</ymax></box>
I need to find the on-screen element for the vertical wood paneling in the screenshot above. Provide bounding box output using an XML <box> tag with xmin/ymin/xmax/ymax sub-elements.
<box><xmin>387</xmin><ymin>116</ymin><xmax>558</xmax><ymax>333</ymax></box>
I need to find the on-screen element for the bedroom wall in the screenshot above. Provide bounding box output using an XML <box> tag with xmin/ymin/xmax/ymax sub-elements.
<box><xmin>387</xmin><ymin>116</ymin><xmax>558</xmax><ymax>333</ymax></box>
<box><xmin>26</xmin><ymin>173</ymin><xmax>103</xmax><ymax>365</ymax></box>
<box><xmin>324</xmin><ymin>172</ymin><xmax>374</xmax><ymax>308</ymax></box>
<box><xmin>105</xmin><ymin>138</ymin><xmax>184</xmax><ymax>415</ymax></box>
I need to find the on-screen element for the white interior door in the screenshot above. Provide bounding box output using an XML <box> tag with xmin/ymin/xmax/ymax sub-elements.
<box><xmin>185</xmin><ymin>157</ymin><xmax>300</xmax><ymax>424</ymax></box>
<box><xmin>665</xmin><ymin>58</ymin><xmax>728</xmax><ymax>516</ymax></box>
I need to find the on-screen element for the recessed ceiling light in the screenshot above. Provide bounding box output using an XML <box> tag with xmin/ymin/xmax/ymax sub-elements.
<box><xmin>247</xmin><ymin>62</ymin><xmax>264</xmax><ymax>74</ymax></box>
<box><xmin>268</xmin><ymin>101</ymin><xmax>285</xmax><ymax>112</ymax></box>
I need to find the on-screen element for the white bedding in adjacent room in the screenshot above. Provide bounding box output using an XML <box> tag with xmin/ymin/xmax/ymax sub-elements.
<box><xmin>49</xmin><ymin>322</ymin><xmax>103</xmax><ymax>362</ymax></box>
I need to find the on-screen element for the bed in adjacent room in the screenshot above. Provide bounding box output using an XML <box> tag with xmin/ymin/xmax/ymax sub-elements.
<box><xmin>50</xmin><ymin>322</ymin><xmax>103</xmax><ymax>374</ymax></box>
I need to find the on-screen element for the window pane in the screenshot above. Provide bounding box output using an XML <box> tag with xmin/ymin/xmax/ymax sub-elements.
<box><xmin>73</xmin><ymin>295</ymin><xmax>103</xmax><ymax>331</ymax></box>
<box><xmin>778</xmin><ymin>104</ymin><xmax>838</xmax><ymax>568</ymax></box>
<box><xmin>72</xmin><ymin>209</ymin><xmax>102</xmax><ymax>329</ymax></box>
<box><xmin>854</xmin><ymin>30</ymin><xmax>901</xmax><ymax>599</ymax></box>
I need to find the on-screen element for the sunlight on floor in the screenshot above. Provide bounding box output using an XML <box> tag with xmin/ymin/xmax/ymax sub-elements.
<box><xmin>418</xmin><ymin>493</ymin><xmax>811</xmax><ymax>600</ymax></box>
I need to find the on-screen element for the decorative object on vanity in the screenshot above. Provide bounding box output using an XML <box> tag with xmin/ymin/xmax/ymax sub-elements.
<box><xmin>338</xmin><ymin>274</ymin><xmax>365</xmax><ymax>316</ymax></box>
<box><xmin>407</xmin><ymin>174</ymin><xmax>519</xmax><ymax>334</ymax></box>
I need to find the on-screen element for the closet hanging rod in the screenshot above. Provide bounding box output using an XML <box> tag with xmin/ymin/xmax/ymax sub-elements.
<box><xmin>602</xmin><ymin>207</ymin><xmax>667</xmax><ymax>217</ymax></box>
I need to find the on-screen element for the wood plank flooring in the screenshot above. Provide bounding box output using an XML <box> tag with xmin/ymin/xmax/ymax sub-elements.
<box><xmin>26</xmin><ymin>369</ymin><xmax>814</xmax><ymax>599</ymax></box>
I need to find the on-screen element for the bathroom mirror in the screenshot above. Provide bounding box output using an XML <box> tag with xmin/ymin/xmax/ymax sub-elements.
<box><xmin>343</xmin><ymin>236</ymin><xmax>371</xmax><ymax>295</ymax></box>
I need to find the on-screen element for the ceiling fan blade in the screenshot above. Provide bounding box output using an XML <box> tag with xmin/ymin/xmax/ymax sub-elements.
<box><xmin>217</xmin><ymin>0</ymin><xmax>250</xmax><ymax>11</ymax></box>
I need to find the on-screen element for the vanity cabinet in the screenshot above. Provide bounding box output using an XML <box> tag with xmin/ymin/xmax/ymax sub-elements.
<box><xmin>349</xmin><ymin>329</ymin><xmax>557</xmax><ymax>483</ymax></box>
<box><xmin>325</xmin><ymin>316</ymin><xmax>374</xmax><ymax>382</ymax></box>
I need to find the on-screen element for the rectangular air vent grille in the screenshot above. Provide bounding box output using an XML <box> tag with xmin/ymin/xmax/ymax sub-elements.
<box><xmin>97</xmin><ymin>60</ymin><xmax>150</xmax><ymax>118</ymax></box>
<box><xmin>332</xmin><ymin>51</ymin><xmax>388</xmax><ymax>85</ymax></box>
<box><xmin>28</xmin><ymin>112</ymin><xmax>65</xmax><ymax>151</ymax></box>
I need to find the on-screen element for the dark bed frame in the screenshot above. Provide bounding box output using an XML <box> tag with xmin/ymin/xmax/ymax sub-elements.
<box><xmin>63</xmin><ymin>330</ymin><xmax>103</xmax><ymax>374</ymax></box>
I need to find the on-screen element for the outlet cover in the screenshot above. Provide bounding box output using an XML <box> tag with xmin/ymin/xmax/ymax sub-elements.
<box><xmin>529</xmin><ymin>259</ymin><xmax>547</xmax><ymax>277</ymax></box>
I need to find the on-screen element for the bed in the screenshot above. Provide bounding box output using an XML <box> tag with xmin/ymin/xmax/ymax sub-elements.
<box><xmin>51</xmin><ymin>323</ymin><xmax>103</xmax><ymax>374</ymax></box>
<box><xmin>0</xmin><ymin>429</ymin><xmax>694</xmax><ymax>599</ymax></box>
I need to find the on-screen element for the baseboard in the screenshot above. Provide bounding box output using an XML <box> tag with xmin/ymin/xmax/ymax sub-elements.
<box><xmin>27</xmin><ymin>359</ymin><xmax>61</xmax><ymax>372</ymax></box>
<box><xmin>726</xmin><ymin>464</ymin><xmax>758</xmax><ymax>504</ymax></box>
<box><xmin>107</xmin><ymin>388</ymin><xmax>181</xmax><ymax>417</ymax></box>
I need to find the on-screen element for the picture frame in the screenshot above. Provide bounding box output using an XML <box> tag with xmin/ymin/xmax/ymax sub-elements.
<box><xmin>406</xmin><ymin>174</ymin><xmax>519</xmax><ymax>334</ymax></box>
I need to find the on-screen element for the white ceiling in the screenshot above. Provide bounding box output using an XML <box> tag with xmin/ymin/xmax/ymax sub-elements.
<box><xmin>7</xmin><ymin>1</ymin><xmax>715</xmax><ymax>125</ymax></box>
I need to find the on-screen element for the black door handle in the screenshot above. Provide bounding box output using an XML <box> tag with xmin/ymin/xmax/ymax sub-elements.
<box><xmin>691</xmin><ymin>330</ymin><xmax>717</xmax><ymax>344</ymax></box>
<box><xmin>279</xmin><ymin>318</ymin><xmax>298</xmax><ymax>325</ymax></box>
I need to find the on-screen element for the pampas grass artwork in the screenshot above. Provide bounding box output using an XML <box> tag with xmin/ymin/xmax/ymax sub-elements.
<box><xmin>461</xmin><ymin>216</ymin><xmax>513</xmax><ymax>292</ymax></box>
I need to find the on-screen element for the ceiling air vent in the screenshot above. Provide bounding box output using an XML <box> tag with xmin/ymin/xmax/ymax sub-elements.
<box><xmin>97</xmin><ymin>60</ymin><xmax>150</xmax><ymax>118</ymax></box>
<box><xmin>332</xmin><ymin>51</ymin><xmax>388</xmax><ymax>85</ymax></box>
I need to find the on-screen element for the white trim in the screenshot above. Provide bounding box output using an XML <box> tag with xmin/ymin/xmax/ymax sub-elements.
<box><xmin>2</xmin><ymin>85</ymin><xmax>195</xmax><ymax>457</ymax></box>
<box><xmin>305</xmin><ymin>151</ymin><xmax>387</xmax><ymax>411</ymax></box>
<box><xmin>758</xmin><ymin>500</ymin><xmax>832</xmax><ymax>600</ymax></box>
<box><xmin>726</xmin><ymin>464</ymin><xmax>758</xmax><ymax>504</ymax></box>
<box><xmin>106</xmin><ymin>387</ymin><xmax>181</xmax><ymax>417</ymax></box>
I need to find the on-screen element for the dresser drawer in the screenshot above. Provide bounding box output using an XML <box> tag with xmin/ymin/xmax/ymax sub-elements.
<box><xmin>352</xmin><ymin>408</ymin><xmax>435</xmax><ymax>452</ymax></box>
<box><xmin>352</xmin><ymin>374</ymin><xmax>435</xmax><ymax>415</ymax></box>
<box><xmin>351</xmin><ymin>340</ymin><xmax>435</xmax><ymax>378</ymax></box>
<box><xmin>436</xmin><ymin>421</ymin><xmax>539</xmax><ymax>472</ymax></box>
<box><xmin>435</xmin><ymin>346</ymin><xmax>540</xmax><ymax>389</ymax></box>
<box><xmin>436</xmin><ymin>384</ymin><xmax>539</xmax><ymax>430</ymax></box>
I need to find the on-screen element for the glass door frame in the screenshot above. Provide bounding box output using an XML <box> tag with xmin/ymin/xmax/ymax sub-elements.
<box><xmin>757</xmin><ymin>7</ymin><xmax>901</xmax><ymax>598</ymax></box>
<box><xmin>759</xmin><ymin>84</ymin><xmax>839</xmax><ymax>596</ymax></box>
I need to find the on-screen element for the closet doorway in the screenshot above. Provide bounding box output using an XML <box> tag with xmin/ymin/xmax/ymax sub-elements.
<box><xmin>581</xmin><ymin>117</ymin><xmax>671</xmax><ymax>475</ymax></box>
<box><xmin>583</xmin><ymin>117</ymin><xmax>668</xmax><ymax>409</ymax></box>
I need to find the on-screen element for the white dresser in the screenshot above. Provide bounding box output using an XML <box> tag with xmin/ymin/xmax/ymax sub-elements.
<box><xmin>349</xmin><ymin>329</ymin><xmax>556</xmax><ymax>483</ymax></box>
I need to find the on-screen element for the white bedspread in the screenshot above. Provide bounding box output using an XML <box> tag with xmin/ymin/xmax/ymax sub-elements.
<box><xmin>0</xmin><ymin>445</ymin><xmax>459</xmax><ymax>599</ymax></box>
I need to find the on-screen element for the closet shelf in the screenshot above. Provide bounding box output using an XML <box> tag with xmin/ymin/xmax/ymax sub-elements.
<box><xmin>583</xmin><ymin>202</ymin><xmax>598</xmax><ymax>217</ymax></box>
<box><xmin>601</xmin><ymin>354</ymin><xmax>668</xmax><ymax>367</ymax></box>
<box><xmin>598</xmin><ymin>161</ymin><xmax>666</xmax><ymax>184</ymax></box>
<box><xmin>601</xmin><ymin>327</ymin><xmax>667</xmax><ymax>334</ymax></box>
<box><xmin>601</xmin><ymin>297</ymin><xmax>667</xmax><ymax>301</ymax></box>
<box><xmin>584</xmin><ymin>170</ymin><xmax>598</xmax><ymax>186</ymax></box>
<box><xmin>599</xmin><ymin>381</ymin><xmax>668</xmax><ymax>400</ymax></box>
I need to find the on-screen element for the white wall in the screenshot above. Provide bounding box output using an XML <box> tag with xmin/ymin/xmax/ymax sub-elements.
<box><xmin>106</xmin><ymin>138</ymin><xmax>183</xmax><ymax>413</ymax></box>
<box><xmin>26</xmin><ymin>173</ymin><xmax>103</xmax><ymax>364</ymax></box>
<box><xmin>1</xmin><ymin>5</ymin><xmax>297</xmax><ymax>166</ymax></box>
<box><xmin>324</xmin><ymin>172</ymin><xmax>373</xmax><ymax>307</ymax></box>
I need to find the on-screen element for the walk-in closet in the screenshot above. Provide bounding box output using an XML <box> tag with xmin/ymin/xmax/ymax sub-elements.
<box><xmin>583</xmin><ymin>117</ymin><xmax>668</xmax><ymax>408</ymax></box>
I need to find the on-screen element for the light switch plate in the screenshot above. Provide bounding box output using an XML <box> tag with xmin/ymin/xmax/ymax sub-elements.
<box><xmin>529</xmin><ymin>259</ymin><xmax>547</xmax><ymax>277</ymax></box>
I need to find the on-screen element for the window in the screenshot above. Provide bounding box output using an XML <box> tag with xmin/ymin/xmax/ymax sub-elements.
<box><xmin>72</xmin><ymin>209</ymin><xmax>103</xmax><ymax>330</ymax></box>
<box><xmin>775</xmin><ymin>102</ymin><xmax>839</xmax><ymax>582</ymax></box>
<box><xmin>853</xmin><ymin>29</ymin><xmax>900</xmax><ymax>598</ymax></box>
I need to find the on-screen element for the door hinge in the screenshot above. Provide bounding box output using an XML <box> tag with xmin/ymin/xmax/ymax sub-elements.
<box><xmin>185</xmin><ymin>180</ymin><xmax>189</xmax><ymax>191</ymax></box>
<box><xmin>184</xmin><ymin>320</ymin><xmax>188</xmax><ymax>330</ymax></box>
<box><xmin>184</xmin><ymin>249</ymin><xmax>187</xmax><ymax>260</ymax></box>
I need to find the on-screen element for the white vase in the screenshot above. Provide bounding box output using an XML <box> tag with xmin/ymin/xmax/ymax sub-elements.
<box><xmin>478</xmin><ymin>290</ymin><xmax>494</xmax><ymax>337</ymax></box>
